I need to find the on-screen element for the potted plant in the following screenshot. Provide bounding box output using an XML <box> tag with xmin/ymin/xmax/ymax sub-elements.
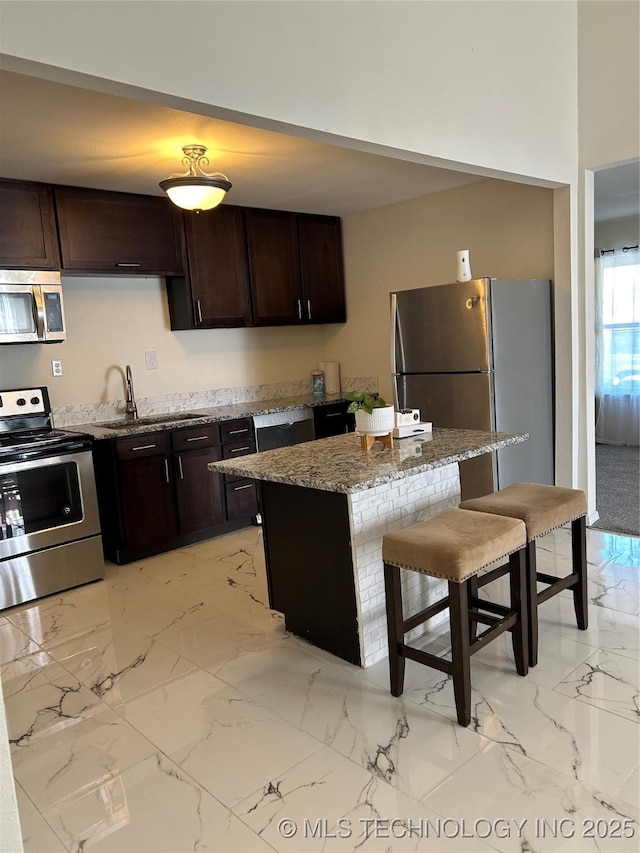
<box><xmin>345</xmin><ymin>391</ymin><xmax>395</xmax><ymax>436</ymax></box>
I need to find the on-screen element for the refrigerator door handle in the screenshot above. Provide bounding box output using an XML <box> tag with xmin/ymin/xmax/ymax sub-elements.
<box><xmin>390</xmin><ymin>292</ymin><xmax>399</xmax><ymax>409</ymax></box>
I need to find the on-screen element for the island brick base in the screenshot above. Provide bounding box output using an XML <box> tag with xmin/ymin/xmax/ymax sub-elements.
<box><xmin>348</xmin><ymin>463</ymin><xmax>460</xmax><ymax>667</ymax></box>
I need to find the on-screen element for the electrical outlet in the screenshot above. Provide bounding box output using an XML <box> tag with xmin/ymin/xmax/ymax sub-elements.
<box><xmin>145</xmin><ymin>350</ymin><xmax>159</xmax><ymax>370</ymax></box>
<box><xmin>51</xmin><ymin>359</ymin><xmax>63</xmax><ymax>377</ymax></box>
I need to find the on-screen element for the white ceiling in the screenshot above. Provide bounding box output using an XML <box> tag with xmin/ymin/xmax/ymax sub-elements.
<box><xmin>1</xmin><ymin>70</ymin><xmax>637</xmax><ymax>222</ymax></box>
<box><xmin>0</xmin><ymin>70</ymin><xmax>486</xmax><ymax>216</ymax></box>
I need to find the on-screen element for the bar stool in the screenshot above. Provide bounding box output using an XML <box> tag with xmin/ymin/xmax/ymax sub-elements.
<box><xmin>459</xmin><ymin>482</ymin><xmax>588</xmax><ymax>667</ymax></box>
<box><xmin>382</xmin><ymin>508</ymin><xmax>528</xmax><ymax>727</ymax></box>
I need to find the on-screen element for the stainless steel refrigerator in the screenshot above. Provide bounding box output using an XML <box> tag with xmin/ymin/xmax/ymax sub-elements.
<box><xmin>391</xmin><ymin>278</ymin><xmax>554</xmax><ymax>500</ymax></box>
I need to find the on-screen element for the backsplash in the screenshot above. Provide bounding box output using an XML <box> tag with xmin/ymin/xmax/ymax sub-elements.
<box><xmin>53</xmin><ymin>376</ymin><xmax>379</xmax><ymax>428</ymax></box>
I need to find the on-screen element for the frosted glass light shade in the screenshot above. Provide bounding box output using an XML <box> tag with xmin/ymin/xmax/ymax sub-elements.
<box><xmin>161</xmin><ymin>179</ymin><xmax>230</xmax><ymax>211</ymax></box>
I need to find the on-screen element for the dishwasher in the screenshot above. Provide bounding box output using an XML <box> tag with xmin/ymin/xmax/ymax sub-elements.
<box><xmin>252</xmin><ymin>407</ymin><xmax>315</xmax><ymax>452</ymax></box>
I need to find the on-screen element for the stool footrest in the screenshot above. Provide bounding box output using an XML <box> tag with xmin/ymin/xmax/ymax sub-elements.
<box><xmin>403</xmin><ymin>597</ymin><xmax>449</xmax><ymax>633</ymax></box>
<box><xmin>477</xmin><ymin>563</ymin><xmax>510</xmax><ymax>587</ymax></box>
<box><xmin>537</xmin><ymin>571</ymin><xmax>579</xmax><ymax>603</ymax></box>
<box><xmin>403</xmin><ymin>645</ymin><xmax>454</xmax><ymax>675</ymax></box>
<box><xmin>470</xmin><ymin>613</ymin><xmax>518</xmax><ymax>654</ymax></box>
<box><xmin>472</xmin><ymin>598</ymin><xmax>512</xmax><ymax>618</ymax></box>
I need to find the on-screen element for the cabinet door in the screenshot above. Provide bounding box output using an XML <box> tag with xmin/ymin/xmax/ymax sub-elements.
<box><xmin>0</xmin><ymin>179</ymin><xmax>59</xmax><ymax>269</ymax></box>
<box><xmin>225</xmin><ymin>477</ymin><xmax>259</xmax><ymax>521</ymax></box>
<box><xmin>174</xmin><ymin>445</ymin><xmax>224</xmax><ymax>534</ymax></box>
<box><xmin>181</xmin><ymin>205</ymin><xmax>252</xmax><ymax>328</ymax></box>
<box><xmin>297</xmin><ymin>213</ymin><xmax>346</xmax><ymax>323</ymax></box>
<box><xmin>119</xmin><ymin>455</ymin><xmax>177</xmax><ymax>551</ymax></box>
<box><xmin>245</xmin><ymin>208</ymin><xmax>301</xmax><ymax>325</ymax></box>
<box><xmin>54</xmin><ymin>186</ymin><xmax>183</xmax><ymax>274</ymax></box>
<box><xmin>313</xmin><ymin>402</ymin><xmax>355</xmax><ymax>438</ymax></box>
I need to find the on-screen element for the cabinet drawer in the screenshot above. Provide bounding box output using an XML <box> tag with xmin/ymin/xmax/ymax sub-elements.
<box><xmin>171</xmin><ymin>424</ymin><xmax>219</xmax><ymax>452</ymax></box>
<box><xmin>116</xmin><ymin>432</ymin><xmax>170</xmax><ymax>461</ymax></box>
<box><xmin>222</xmin><ymin>439</ymin><xmax>256</xmax><ymax>459</ymax></box>
<box><xmin>225</xmin><ymin>478</ymin><xmax>258</xmax><ymax>521</ymax></box>
<box><xmin>220</xmin><ymin>419</ymin><xmax>253</xmax><ymax>443</ymax></box>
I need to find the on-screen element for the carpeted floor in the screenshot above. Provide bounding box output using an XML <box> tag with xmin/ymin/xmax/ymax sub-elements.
<box><xmin>593</xmin><ymin>443</ymin><xmax>640</xmax><ymax>537</ymax></box>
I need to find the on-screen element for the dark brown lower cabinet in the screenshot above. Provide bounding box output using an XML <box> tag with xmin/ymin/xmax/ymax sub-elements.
<box><xmin>93</xmin><ymin>419</ymin><xmax>258</xmax><ymax>564</ymax></box>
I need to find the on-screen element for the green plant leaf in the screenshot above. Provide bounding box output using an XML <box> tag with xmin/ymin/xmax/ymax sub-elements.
<box><xmin>345</xmin><ymin>391</ymin><xmax>364</xmax><ymax>402</ymax></box>
<box><xmin>346</xmin><ymin>401</ymin><xmax>359</xmax><ymax>414</ymax></box>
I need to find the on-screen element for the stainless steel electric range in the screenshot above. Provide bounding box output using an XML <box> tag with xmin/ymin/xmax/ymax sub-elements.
<box><xmin>0</xmin><ymin>386</ymin><xmax>105</xmax><ymax>609</ymax></box>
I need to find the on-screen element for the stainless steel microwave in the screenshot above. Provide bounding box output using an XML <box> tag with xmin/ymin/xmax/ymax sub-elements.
<box><xmin>0</xmin><ymin>270</ymin><xmax>66</xmax><ymax>344</ymax></box>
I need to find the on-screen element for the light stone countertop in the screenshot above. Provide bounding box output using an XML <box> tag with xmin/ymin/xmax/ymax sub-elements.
<box><xmin>67</xmin><ymin>393</ymin><xmax>347</xmax><ymax>440</ymax></box>
<box><xmin>210</xmin><ymin>428</ymin><xmax>528</xmax><ymax>494</ymax></box>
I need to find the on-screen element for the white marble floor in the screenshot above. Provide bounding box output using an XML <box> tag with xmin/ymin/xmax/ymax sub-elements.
<box><xmin>1</xmin><ymin>525</ymin><xmax>638</xmax><ymax>852</ymax></box>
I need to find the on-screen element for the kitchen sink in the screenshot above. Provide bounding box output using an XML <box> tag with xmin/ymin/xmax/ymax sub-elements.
<box><xmin>93</xmin><ymin>413</ymin><xmax>201</xmax><ymax>430</ymax></box>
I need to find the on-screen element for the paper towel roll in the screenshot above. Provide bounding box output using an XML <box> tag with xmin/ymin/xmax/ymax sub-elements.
<box><xmin>319</xmin><ymin>361</ymin><xmax>341</xmax><ymax>394</ymax></box>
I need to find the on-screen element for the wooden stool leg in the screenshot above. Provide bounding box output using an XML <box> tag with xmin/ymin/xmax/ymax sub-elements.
<box><xmin>509</xmin><ymin>548</ymin><xmax>529</xmax><ymax>676</ymax></box>
<box><xmin>468</xmin><ymin>575</ymin><xmax>479</xmax><ymax>640</ymax></box>
<box><xmin>449</xmin><ymin>580</ymin><xmax>471</xmax><ymax>727</ymax></box>
<box><xmin>384</xmin><ymin>563</ymin><xmax>406</xmax><ymax>696</ymax></box>
<box><xmin>572</xmin><ymin>516</ymin><xmax>588</xmax><ymax>630</ymax></box>
<box><xmin>526</xmin><ymin>540</ymin><xmax>539</xmax><ymax>668</ymax></box>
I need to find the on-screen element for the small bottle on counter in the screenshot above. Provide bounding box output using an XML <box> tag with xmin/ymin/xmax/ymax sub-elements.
<box><xmin>311</xmin><ymin>370</ymin><xmax>325</xmax><ymax>395</ymax></box>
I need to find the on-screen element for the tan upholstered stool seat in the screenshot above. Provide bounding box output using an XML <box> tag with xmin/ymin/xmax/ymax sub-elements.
<box><xmin>382</xmin><ymin>508</ymin><xmax>526</xmax><ymax>582</ymax></box>
<box><xmin>460</xmin><ymin>482</ymin><xmax>587</xmax><ymax>540</ymax></box>
<box><xmin>382</xmin><ymin>507</ymin><xmax>530</xmax><ymax>727</ymax></box>
<box><xmin>459</xmin><ymin>482</ymin><xmax>588</xmax><ymax>669</ymax></box>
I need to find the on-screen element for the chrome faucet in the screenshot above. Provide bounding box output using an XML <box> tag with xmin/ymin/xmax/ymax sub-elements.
<box><xmin>125</xmin><ymin>364</ymin><xmax>139</xmax><ymax>420</ymax></box>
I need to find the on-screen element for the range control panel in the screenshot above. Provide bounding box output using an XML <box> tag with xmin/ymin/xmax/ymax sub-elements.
<box><xmin>0</xmin><ymin>387</ymin><xmax>49</xmax><ymax>417</ymax></box>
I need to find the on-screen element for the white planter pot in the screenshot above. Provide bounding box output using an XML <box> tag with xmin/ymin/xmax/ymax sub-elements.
<box><xmin>355</xmin><ymin>405</ymin><xmax>395</xmax><ymax>436</ymax></box>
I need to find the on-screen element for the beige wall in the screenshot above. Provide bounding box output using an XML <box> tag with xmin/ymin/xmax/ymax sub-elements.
<box><xmin>333</xmin><ymin>179</ymin><xmax>554</xmax><ymax>404</ymax></box>
<box><xmin>0</xmin><ymin>277</ymin><xmax>328</xmax><ymax>406</ymax></box>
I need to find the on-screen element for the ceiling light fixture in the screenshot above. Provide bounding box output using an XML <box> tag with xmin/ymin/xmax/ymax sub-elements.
<box><xmin>160</xmin><ymin>144</ymin><xmax>231</xmax><ymax>212</ymax></box>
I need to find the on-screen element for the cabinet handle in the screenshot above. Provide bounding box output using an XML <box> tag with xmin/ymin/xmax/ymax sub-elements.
<box><xmin>297</xmin><ymin>299</ymin><xmax>302</xmax><ymax>320</ymax></box>
<box><xmin>196</xmin><ymin>300</ymin><xmax>203</xmax><ymax>324</ymax></box>
<box><xmin>325</xmin><ymin>412</ymin><xmax>341</xmax><ymax>418</ymax></box>
<box><xmin>307</xmin><ymin>299</ymin><xmax>312</xmax><ymax>319</ymax></box>
<box><xmin>186</xmin><ymin>435</ymin><xmax>209</xmax><ymax>442</ymax></box>
<box><xmin>230</xmin><ymin>446</ymin><xmax>251</xmax><ymax>453</ymax></box>
<box><xmin>232</xmin><ymin>483</ymin><xmax>253</xmax><ymax>491</ymax></box>
<box><xmin>164</xmin><ymin>458</ymin><xmax>170</xmax><ymax>483</ymax></box>
<box><xmin>131</xmin><ymin>443</ymin><xmax>157</xmax><ymax>451</ymax></box>
<box><xmin>116</xmin><ymin>262</ymin><xmax>141</xmax><ymax>268</ymax></box>
<box><xmin>177</xmin><ymin>455</ymin><xmax>184</xmax><ymax>479</ymax></box>
<box><xmin>228</xmin><ymin>428</ymin><xmax>248</xmax><ymax>435</ymax></box>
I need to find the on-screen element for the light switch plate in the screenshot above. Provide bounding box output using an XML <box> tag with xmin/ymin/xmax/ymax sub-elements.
<box><xmin>145</xmin><ymin>350</ymin><xmax>159</xmax><ymax>370</ymax></box>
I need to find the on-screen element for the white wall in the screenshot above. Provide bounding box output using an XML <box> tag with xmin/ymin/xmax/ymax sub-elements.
<box><xmin>335</xmin><ymin>178</ymin><xmax>554</xmax><ymax>402</ymax></box>
<box><xmin>0</xmin><ymin>0</ymin><xmax>578</xmax><ymax>185</ymax></box>
<box><xmin>578</xmin><ymin>0</ymin><xmax>640</xmax><ymax>516</ymax></box>
<box><xmin>595</xmin><ymin>217</ymin><xmax>640</xmax><ymax>251</ymax></box>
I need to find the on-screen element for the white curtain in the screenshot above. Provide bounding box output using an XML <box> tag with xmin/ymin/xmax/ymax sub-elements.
<box><xmin>595</xmin><ymin>250</ymin><xmax>640</xmax><ymax>446</ymax></box>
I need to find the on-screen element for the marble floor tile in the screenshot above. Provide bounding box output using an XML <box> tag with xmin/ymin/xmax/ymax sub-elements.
<box><xmin>405</xmin><ymin>660</ymin><xmax>640</xmax><ymax>797</ymax></box>
<box><xmin>222</xmin><ymin>642</ymin><xmax>489</xmax><ymax>803</ymax></box>
<box><xmin>43</xmin><ymin>616</ymin><xmax>197</xmax><ymax>708</ymax></box>
<box><xmin>157</xmin><ymin>607</ymin><xmax>285</xmax><ymax>675</ymax></box>
<box><xmin>15</xmin><ymin>783</ymin><xmax>66</xmax><ymax>853</ymax></box>
<box><xmin>0</xmin><ymin>617</ymin><xmax>40</xmax><ymax>664</ymax></box>
<box><xmin>3</xmin><ymin>525</ymin><xmax>639</xmax><ymax>853</ymax></box>
<box><xmin>81</xmin><ymin>571</ymin><xmax>222</xmax><ymax>637</ymax></box>
<box><xmin>235</xmin><ymin>746</ymin><xmax>496</xmax><ymax>852</ymax></box>
<box><xmin>5</xmin><ymin>590</ymin><xmax>111</xmax><ymax>651</ymax></box>
<box><xmin>11</xmin><ymin>703</ymin><xmax>156</xmax><ymax>812</ymax></box>
<box><xmin>423</xmin><ymin>741</ymin><xmax>639</xmax><ymax>853</ymax></box>
<box><xmin>44</xmin><ymin>752</ymin><xmax>275</xmax><ymax>852</ymax></box>
<box><xmin>554</xmin><ymin>648</ymin><xmax>640</xmax><ymax>723</ymax></box>
<box><xmin>116</xmin><ymin>668</ymin><xmax>323</xmax><ymax>807</ymax></box>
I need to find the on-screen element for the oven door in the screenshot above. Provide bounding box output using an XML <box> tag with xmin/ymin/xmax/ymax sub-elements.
<box><xmin>0</xmin><ymin>449</ymin><xmax>101</xmax><ymax>560</ymax></box>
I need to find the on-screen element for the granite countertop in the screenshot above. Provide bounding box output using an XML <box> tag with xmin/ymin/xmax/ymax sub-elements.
<box><xmin>68</xmin><ymin>393</ymin><xmax>347</xmax><ymax>440</ymax></box>
<box><xmin>210</xmin><ymin>428</ymin><xmax>528</xmax><ymax>494</ymax></box>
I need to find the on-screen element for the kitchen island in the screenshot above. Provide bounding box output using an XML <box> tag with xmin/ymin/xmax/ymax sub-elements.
<box><xmin>211</xmin><ymin>428</ymin><xmax>527</xmax><ymax>667</ymax></box>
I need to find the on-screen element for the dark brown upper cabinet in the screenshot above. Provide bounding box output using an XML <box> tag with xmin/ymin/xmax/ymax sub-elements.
<box><xmin>166</xmin><ymin>205</ymin><xmax>252</xmax><ymax>329</ymax></box>
<box><xmin>245</xmin><ymin>208</ymin><xmax>302</xmax><ymax>326</ymax></box>
<box><xmin>0</xmin><ymin>179</ymin><xmax>60</xmax><ymax>269</ymax></box>
<box><xmin>297</xmin><ymin>213</ymin><xmax>346</xmax><ymax>324</ymax></box>
<box><xmin>54</xmin><ymin>186</ymin><xmax>183</xmax><ymax>275</ymax></box>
